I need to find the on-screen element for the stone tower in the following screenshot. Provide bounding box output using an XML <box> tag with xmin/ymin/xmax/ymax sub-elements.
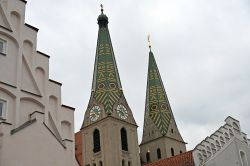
<box><xmin>140</xmin><ymin>46</ymin><xmax>186</xmax><ymax>164</ymax></box>
<box><xmin>81</xmin><ymin>7</ymin><xmax>140</xmax><ymax>166</ymax></box>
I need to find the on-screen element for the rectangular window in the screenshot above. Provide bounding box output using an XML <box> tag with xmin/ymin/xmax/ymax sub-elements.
<box><xmin>0</xmin><ymin>99</ymin><xmax>6</xmax><ymax>119</ymax></box>
<box><xmin>0</xmin><ymin>38</ymin><xmax>7</xmax><ymax>55</ymax></box>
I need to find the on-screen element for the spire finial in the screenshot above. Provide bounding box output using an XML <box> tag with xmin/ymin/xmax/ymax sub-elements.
<box><xmin>100</xmin><ymin>4</ymin><xmax>104</xmax><ymax>14</ymax></box>
<box><xmin>147</xmin><ymin>34</ymin><xmax>152</xmax><ymax>51</ymax></box>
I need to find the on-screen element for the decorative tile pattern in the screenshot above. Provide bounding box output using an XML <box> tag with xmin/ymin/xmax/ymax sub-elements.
<box><xmin>92</xmin><ymin>27</ymin><xmax>122</xmax><ymax>115</ymax></box>
<box><xmin>147</xmin><ymin>52</ymin><xmax>172</xmax><ymax>135</ymax></box>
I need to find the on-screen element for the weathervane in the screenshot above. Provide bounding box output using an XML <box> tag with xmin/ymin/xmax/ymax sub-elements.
<box><xmin>147</xmin><ymin>34</ymin><xmax>152</xmax><ymax>51</ymax></box>
<box><xmin>100</xmin><ymin>4</ymin><xmax>104</xmax><ymax>13</ymax></box>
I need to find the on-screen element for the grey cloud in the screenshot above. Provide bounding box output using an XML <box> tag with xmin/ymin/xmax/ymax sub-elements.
<box><xmin>25</xmin><ymin>0</ymin><xmax>250</xmax><ymax>150</ymax></box>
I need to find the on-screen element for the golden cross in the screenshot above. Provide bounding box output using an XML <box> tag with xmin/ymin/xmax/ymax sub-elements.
<box><xmin>100</xmin><ymin>4</ymin><xmax>104</xmax><ymax>13</ymax></box>
<box><xmin>148</xmin><ymin>34</ymin><xmax>152</xmax><ymax>49</ymax></box>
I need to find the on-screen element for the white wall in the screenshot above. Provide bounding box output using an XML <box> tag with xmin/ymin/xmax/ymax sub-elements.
<box><xmin>193</xmin><ymin>116</ymin><xmax>250</xmax><ymax>166</ymax></box>
<box><xmin>0</xmin><ymin>0</ymin><xmax>78</xmax><ymax>165</ymax></box>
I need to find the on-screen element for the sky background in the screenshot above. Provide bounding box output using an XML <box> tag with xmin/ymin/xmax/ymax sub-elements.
<box><xmin>25</xmin><ymin>0</ymin><xmax>250</xmax><ymax>150</ymax></box>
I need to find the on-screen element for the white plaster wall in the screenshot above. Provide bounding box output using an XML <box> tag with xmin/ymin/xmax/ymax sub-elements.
<box><xmin>82</xmin><ymin>117</ymin><xmax>140</xmax><ymax>166</ymax></box>
<box><xmin>0</xmin><ymin>0</ymin><xmax>78</xmax><ymax>165</ymax></box>
<box><xmin>0</xmin><ymin>118</ymin><xmax>78</xmax><ymax>166</ymax></box>
<box><xmin>193</xmin><ymin>117</ymin><xmax>250</xmax><ymax>166</ymax></box>
<box><xmin>204</xmin><ymin>138</ymin><xmax>250</xmax><ymax>166</ymax></box>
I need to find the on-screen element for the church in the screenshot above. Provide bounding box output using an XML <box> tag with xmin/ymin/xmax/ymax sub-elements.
<box><xmin>0</xmin><ymin>1</ymin><xmax>250</xmax><ymax>166</ymax></box>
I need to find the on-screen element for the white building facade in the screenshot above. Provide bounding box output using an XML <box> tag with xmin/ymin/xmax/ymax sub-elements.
<box><xmin>193</xmin><ymin>116</ymin><xmax>250</xmax><ymax>166</ymax></box>
<box><xmin>0</xmin><ymin>0</ymin><xmax>78</xmax><ymax>165</ymax></box>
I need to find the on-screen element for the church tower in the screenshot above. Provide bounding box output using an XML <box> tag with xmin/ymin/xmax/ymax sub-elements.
<box><xmin>140</xmin><ymin>42</ymin><xmax>186</xmax><ymax>164</ymax></box>
<box><xmin>81</xmin><ymin>6</ymin><xmax>140</xmax><ymax>166</ymax></box>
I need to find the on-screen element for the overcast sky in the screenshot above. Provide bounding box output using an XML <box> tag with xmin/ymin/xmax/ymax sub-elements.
<box><xmin>25</xmin><ymin>0</ymin><xmax>250</xmax><ymax>150</ymax></box>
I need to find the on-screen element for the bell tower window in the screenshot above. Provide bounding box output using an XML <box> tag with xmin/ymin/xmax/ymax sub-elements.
<box><xmin>171</xmin><ymin>148</ymin><xmax>175</xmax><ymax>156</ymax></box>
<box><xmin>157</xmin><ymin>148</ymin><xmax>161</xmax><ymax>159</ymax></box>
<box><xmin>93</xmin><ymin>129</ymin><xmax>101</xmax><ymax>153</ymax></box>
<box><xmin>146</xmin><ymin>151</ymin><xmax>150</xmax><ymax>162</ymax></box>
<box><xmin>120</xmin><ymin>128</ymin><xmax>128</xmax><ymax>151</ymax></box>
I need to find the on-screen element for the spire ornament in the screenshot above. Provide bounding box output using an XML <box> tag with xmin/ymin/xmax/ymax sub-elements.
<box><xmin>97</xmin><ymin>4</ymin><xmax>108</xmax><ymax>27</ymax></box>
<box><xmin>147</xmin><ymin>34</ymin><xmax>152</xmax><ymax>51</ymax></box>
<box><xmin>100</xmin><ymin>4</ymin><xmax>104</xmax><ymax>13</ymax></box>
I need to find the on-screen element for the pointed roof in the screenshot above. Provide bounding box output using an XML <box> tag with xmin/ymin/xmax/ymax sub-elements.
<box><xmin>144</xmin><ymin>49</ymin><xmax>172</xmax><ymax>135</ymax></box>
<box><xmin>82</xmin><ymin>7</ymin><xmax>137</xmax><ymax>128</ymax></box>
<box><xmin>90</xmin><ymin>7</ymin><xmax>123</xmax><ymax>115</ymax></box>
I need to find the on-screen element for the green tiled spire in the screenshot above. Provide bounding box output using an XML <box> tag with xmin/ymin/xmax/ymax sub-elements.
<box><xmin>145</xmin><ymin>50</ymin><xmax>172</xmax><ymax>135</ymax></box>
<box><xmin>91</xmin><ymin>8</ymin><xmax>123</xmax><ymax>115</ymax></box>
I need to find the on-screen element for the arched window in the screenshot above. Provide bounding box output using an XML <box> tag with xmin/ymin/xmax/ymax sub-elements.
<box><xmin>211</xmin><ymin>143</ymin><xmax>216</xmax><ymax>154</ymax></box>
<box><xmin>206</xmin><ymin>146</ymin><xmax>212</xmax><ymax>158</ymax></box>
<box><xmin>171</xmin><ymin>148</ymin><xmax>175</xmax><ymax>156</ymax></box>
<box><xmin>202</xmin><ymin>149</ymin><xmax>207</xmax><ymax>159</ymax></box>
<box><xmin>240</xmin><ymin>151</ymin><xmax>248</xmax><ymax>166</ymax></box>
<box><xmin>224</xmin><ymin>132</ymin><xmax>230</xmax><ymax>142</ymax></box>
<box><xmin>229</xmin><ymin>129</ymin><xmax>234</xmax><ymax>137</ymax></box>
<box><xmin>233</xmin><ymin>122</ymin><xmax>240</xmax><ymax>134</ymax></box>
<box><xmin>220</xmin><ymin>136</ymin><xmax>225</xmax><ymax>146</ymax></box>
<box><xmin>157</xmin><ymin>148</ymin><xmax>161</xmax><ymax>159</ymax></box>
<box><xmin>243</xmin><ymin>137</ymin><xmax>248</xmax><ymax>144</ymax></box>
<box><xmin>93</xmin><ymin>129</ymin><xmax>101</xmax><ymax>153</ymax></box>
<box><xmin>232</xmin><ymin>122</ymin><xmax>239</xmax><ymax>130</ymax></box>
<box><xmin>146</xmin><ymin>152</ymin><xmax>150</xmax><ymax>162</ymax></box>
<box><xmin>198</xmin><ymin>153</ymin><xmax>203</xmax><ymax>164</ymax></box>
<box><xmin>216</xmin><ymin>140</ymin><xmax>221</xmax><ymax>151</ymax></box>
<box><xmin>120</xmin><ymin>128</ymin><xmax>128</xmax><ymax>151</ymax></box>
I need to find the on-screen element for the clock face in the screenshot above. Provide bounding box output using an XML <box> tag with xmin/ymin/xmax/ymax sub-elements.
<box><xmin>116</xmin><ymin>104</ymin><xmax>128</xmax><ymax>120</ymax></box>
<box><xmin>90</xmin><ymin>106</ymin><xmax>101</xmax><ymax>122</ymax></box>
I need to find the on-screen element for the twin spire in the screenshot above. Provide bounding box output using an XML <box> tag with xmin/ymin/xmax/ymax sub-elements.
<box><xmin>85</xmin><ymin>6</ymin><xmax>174</xmax><ymax>135</ymax></box>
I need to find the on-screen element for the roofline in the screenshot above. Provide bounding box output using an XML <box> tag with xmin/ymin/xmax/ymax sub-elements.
<box><xmin>140</xmin><ymin>135</ymin><xmax>187</xmax><ymax>146</ymax></box>
<box><xmin>49</xmin><ymin>79</ymin><xmax>62</xmax><ymax>86</ymax></box>
<box><xmin>225</xmin><ymin>116</ymin><xmax>239</xmax><ymax>122</ymax></box>
<box><xmin>0</xmin><ymin>25</ymin><xmax>13</xmax><ymax>32</ymax></box>
<box><xmin>0</xmin><ymin>81</ymin><xmax>17</xmax><ymax>89</ymax></box>
<box><xmin>25</xmin><ymin>23</ymin><xmax>39</xmax><ymax>32</ymax></box>
<box><xmin>37</xmin><ymin>51</ymin><xmax>50</xmax><ymax>58</ymax></box>
<box><xmin>19</xmin><ymin>0</ymin><xmax>27</xmax><ymax>3</ymax></box>
<box><xmin>21</xmin><ymin>89</ymin><xmax>42</xmax><ymax>98</ymax></box>
<box><xmin>81</xmin><ymin>116</ymin><xmax>138</xmax><ymax>130</ymax></box>
<box><xmin>61</xmin><ymin>104</ymin><xmax>75</xmax><ymax>111</ymax></box>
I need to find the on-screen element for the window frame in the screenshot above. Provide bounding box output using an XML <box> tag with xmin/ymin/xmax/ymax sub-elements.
<box><xmin>146</xmin><ymin>151</ymin><xmax>150</xmax><ymax>162</ymax></box>
<box><xmin>239</xmin><ymin>150</ymin><xmax>249</xmax><ymax>166</ymax></box>
<box><xmin>157</xmin><ymin>148</ymin><xmax>161</xmax><ymax>159</ymax></box>
<box><xmin>93</xmin><ymin>129</ymin><xmax>101</xmax><ymax>153</ymax></box>
<box><xmin>171</xmin><ymin>148</ymin><xmax>175</xmax><ymax>156</ymax></box>
<box><xmin>0</xmin><ymin>38</ymin><xmax>7</xmax><ymax>56</ymax></box>
<box><xmin>120</xmin><ymin>128</ymin><xmax>128</xmax><ymax>151</ymax></box>
<box><xmin>0</xmin><ymin>99</ymin><xmax>7</xmax><ymax>120</ymax></box>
